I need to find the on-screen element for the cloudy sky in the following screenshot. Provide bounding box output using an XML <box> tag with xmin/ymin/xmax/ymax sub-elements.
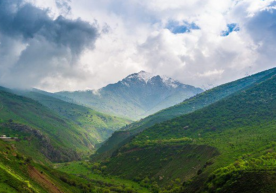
<box><xmin>0</xmin><ymin>0</ymin><xmax>276</xmax><ymax>91</ymax></box>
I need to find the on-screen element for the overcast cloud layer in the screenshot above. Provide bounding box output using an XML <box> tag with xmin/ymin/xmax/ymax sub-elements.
<box><xmin>0</xmin><ymin>0</ymin><xmax>276</xmax><ymax>91</ymax></box>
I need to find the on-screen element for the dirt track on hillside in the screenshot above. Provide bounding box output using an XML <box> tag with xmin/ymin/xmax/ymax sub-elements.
<box><xmin>28</xmin><ymin>166</ymin><xmax>63</xmax><ymax>193</ymax></box>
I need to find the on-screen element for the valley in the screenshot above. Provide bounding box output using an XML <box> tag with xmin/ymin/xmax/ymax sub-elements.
<box><xmin>1</xmin><ymin>68</ymin><xmax>276</xmax><ymax>192</ymax></box>
<box><xmin>1</xmin><ymin>1</ymin><xmax>275</xmax><ymax>192</ymax></box>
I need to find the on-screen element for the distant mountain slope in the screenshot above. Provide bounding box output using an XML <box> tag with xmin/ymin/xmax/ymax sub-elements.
<box><xmin>97</xmin><ymin>67</ymin><xmax>276</xmax><ymax>192</ymax></box>
<box><xmin>0</xmin><ymin>88</ymin><xmax>99</xmax><ymax>162</ymax></box>
<box><xmin>14</xmin><ymin>90</ymin><xmax>131</xmax><ymax>144</ymax></box>
<box><xmin>56</xmin><ymin>71</ymin><xmax>203</xmax><ymax>120</ymax></box>
<box><xmin>96</xmin><ymin>67</ymin><xmax>276</xmax><ymax>155</ymax></box>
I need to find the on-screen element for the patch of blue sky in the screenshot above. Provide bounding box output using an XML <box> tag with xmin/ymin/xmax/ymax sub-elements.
<box><xmin>221</xmin><ymin>23</ymin><xmax>240</xmax><ymax>36</ymax></box>
<box><xmin>166</xmin><ymin>21</ymin><xmax>200</xmax><ymax>34</ymax></box>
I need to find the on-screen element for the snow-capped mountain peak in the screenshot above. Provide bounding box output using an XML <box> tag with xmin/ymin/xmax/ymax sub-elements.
<box><xmin>57</xmin><ymin>71</ymin><xmax>203</xmax><ymax>119</ymax></box>
<box><xmin>125</xmin><ymin>71</ymin><xmax>180</xmax><ymax>88</ymax></box>
<box><xmin>126</xmin><ymin>71</ymin><xmax>155</xmax><ymax>83</ymax></box>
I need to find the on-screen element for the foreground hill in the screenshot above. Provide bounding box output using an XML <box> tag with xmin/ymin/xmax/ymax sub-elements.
<box><xmin>94</xmin><ymin>68</ymin><xmax>276</xmax><ymax>192</ymax></box>
<box><xmin>0</xmin><ymin>88</ymin><xmax>101</xmax><ymax>162</ymax></box>
<box><xmin>15</xmin><ymin>89</ymin><xmax>131</xmax><ymax>144</ymax></box>
<box><xmin>97</xmin><ymin>67</ymin><xmax>276</xmax><ymax>156</ymax></box>
<box><xmin>0</xmin><ymin>139</ymin><xmax>148</xmax><ymax>193</ymax></box>
<box><xmin>56</xmin><ymin>71</ymin><xmax>203</xmax><ymax>120</ymax></box>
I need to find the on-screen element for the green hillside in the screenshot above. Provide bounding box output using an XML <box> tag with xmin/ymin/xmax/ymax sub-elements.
<box><xmin>0</xmin><ymin>139</ymin><xmax>93</xmax><ymax>193</ymax></box>
<box><xmin>0</xmin><ymin>89</ymin><xmax>99</xmax><ymax>162</ymax></box>
<box><xmin>94</xmin><ymin>69</ymin><xmax>276</xmax><ymax>192</ymax></box>
<box><xmin>0</xmin><ymin>138</ymin><xmax>148</xmax><ymax>193</ymax></box>
<box><xmin>0</xmin><ymin>88</ymin><xmax>150</xmax><ymax>192</ymax></box>
<box><xmin>15</xmin><ymin>90</ymin><xmax>131</xmax><ymax>144</ymax></box>
<box><xmin>96</xmin><ymin>67</ymin><xmax>276</xmax><ymax>156</ymax></box>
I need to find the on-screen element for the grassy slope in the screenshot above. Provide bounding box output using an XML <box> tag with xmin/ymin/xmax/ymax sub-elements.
<box><xmin>15</xmin><ymin>90</ymin><xmax>131</xmax><ymax>144</ymax></box>
<box><xmin>0</xmin><ymin>139</ymin><xmax>82</xmax><ymax>193</ymax></box>
<box><xmin>0</xmin><ymin>139</ymin><xmax>146</xmax><ymax>193</ymax></box>
<box><xmin>96</xmin><ymin>67</ymin><xmax>276</xmax><ymax>156</ymax></box>
<box><xmin>104</xmin><ymin>145</ymin><xmax>218</xmax><ymax>186</ymax></box>
<box><xmin>55</xmin><ymin>161</ymin><xmax>151</xmax><ymax>193</ymax></box>
<box><xmin>0</xmin><ymin>89</ymin><xmax>97</xmax><ymax>162</ymax></box>
<box><xmin>97</xmin><ymin>69</ymin><xmax>276</xmax><ymax>192</ymax></box>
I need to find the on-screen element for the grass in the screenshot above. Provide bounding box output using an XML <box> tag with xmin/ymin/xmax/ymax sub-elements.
<box><xmin>95</xmin><ymin>69</ymin><xmax>276</xmax><ymax>192</ymax></box>
<box><xmin>55</xmin><ymin>161</ymin><xmax>151</xmax><ymax>192</ymax></box>
<box><xmin>97</xmin><ymin>67</ymin><xmax>276</xmax><ymax>157</ymax></box>
<box><xmin>0</xmin><ymin>89</ymin><xmax>101</xmax><ymax>162</ymax></box>
<box><xmin>0</xmin><ymin>140</ymin><xmax>46</xmax><ymax>193</ymax></box>
<box><xmin>2</xmin><ymin>68</ymin><xmax>276</xmax><ymax>192</ymax></box>
<box><xmin>0</xmin><ymin>138</ymin><xmax>146</xmax><ymax>193</ymax></box>
<box><xmin>101</xmin><ymin>144</ymin><xmax>218</xmax><ymax>187</ymax></box>
<box><xmin>15</xmin><ymin>90</ymin><xmax>132</xmax><ymax>144</ymax></box>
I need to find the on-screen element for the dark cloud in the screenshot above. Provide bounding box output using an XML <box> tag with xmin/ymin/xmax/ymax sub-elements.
<box><xmin>0</xmin><ymin>0</ymin><xmax>99</xmax><ymax>89</ymax></box>
<box><xmin>0</xmin><ymin>0</ymin><xmax>98</xmax><ymax>54</ymax></box>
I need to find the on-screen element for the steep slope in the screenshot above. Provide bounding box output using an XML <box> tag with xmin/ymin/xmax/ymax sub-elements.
<box><xmin>97</xmin><ymin>67</ymin><xmax>276</xmax><ymax>155</ymax></box>
<box><xmin>14</xmin><ymin>90</ymin><xmax>131</xmax><ymax>144</ymax></box>
<box><xmin>56</xmin><ymin>71</ymin><xmax>203</xmax><ymax>120</ymax></box>
<box><xmin>96</xmin><ymin>68</ymin><xmax>276</xmax><ymax>192</ymax></box>
<box><xmin>0</xmin><ymin>88</ymin><xmax>97</xmax><ymax>162</ymax></box>
<box><xmin>0</xmin><ymin>139</ymin><xmax>146</xmax><ymax>193</ymax></box>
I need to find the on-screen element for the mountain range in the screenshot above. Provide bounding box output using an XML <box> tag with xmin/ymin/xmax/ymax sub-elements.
<box><xmin>94</xmin><ymin>67</ymin><xmax>276</xmax><ymax>192</ymax></box>
<box><xmin>56</xmin><ymin>71</ymin><xmax>203</xmax><ymax>120</ymax></box>
<box><xmin>1</xmin><ymin>68</ymin><xmax>276</xmax><ymax>192</ymax></box>
<box><xmin>96</xmin><ymin>67</ymin><xmax>276</xmax><ymax>156</ymax></box>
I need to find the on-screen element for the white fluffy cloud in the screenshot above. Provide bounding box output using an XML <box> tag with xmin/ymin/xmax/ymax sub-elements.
<box><xmin>1</xmin><ymin>0</ymin><xmax>276</xmax><ymax>91</ymax></box>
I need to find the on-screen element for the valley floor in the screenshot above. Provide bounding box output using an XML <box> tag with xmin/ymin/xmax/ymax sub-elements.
<box><xmin>54</xmin><ymin>161</ymin><xmax>151</xmax><ymax>193</ymax></box>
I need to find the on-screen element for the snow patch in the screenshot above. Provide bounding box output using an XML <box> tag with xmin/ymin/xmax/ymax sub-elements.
<box><xmin>137</xmin><ymin>71</ymin><xmax>155</xmax><ymax>83</ymax></box>
<box><xmin>126</xmin><ymin>71</ymin><xmax>180</xmax><ymax>88</ymax></box>
<box><xmin>160</xmin><ymin>75</ymin><xmax>179</xmax><ymax>88</ymax></box>
<box><xmin>126</xmin><ymin>71</ymin><xmax>155</xmax><ymax>83</ymax></box>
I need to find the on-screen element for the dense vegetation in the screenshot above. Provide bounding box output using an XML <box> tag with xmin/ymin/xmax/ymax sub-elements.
<box><xmin>15</xmin><ymin>90</ymin><xmax>131</xmax><ymax>144</ymax></box>
<box><xmin>0</xmin><ymin>88</ymin><xmax>130</xmax><ymax>162</ymax></box>
<box><xmin>0</xmin><ymin>89</ymin><xmax>90</xmax><ymax>162</ymax></box>
<box><xmin>2</xmin><ymin>68</ymin><xmax>276</xmax><ymax>192</ymax></box>
<box><xmin>0</xmin><ymin>139</ymin><xmax>146</xmax><ymax>192</ymax></box>
<box><xmin>96</xmin><ymin>67</ymin><xmax>276</xmax><ymax>157</ymax></box>
<box><xmin>94</xmin><ymin>69</ymin><xmax>276</xmax><ymax>192</ymax></box>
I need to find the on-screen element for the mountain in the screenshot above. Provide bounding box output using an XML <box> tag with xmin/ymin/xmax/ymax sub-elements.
<box><xmin>14</xmin><ymin>89</ymin><xmax>131</xmax><ymax>145</ymax></box>
<box><xmin>93</xmin><ymin>67</ymin><xmax>276</xmax><ymax>192</ymax></box>
<box><xmin>56</xmin><ymin>71</ymin><xmax>203</xmax><ymax>120</ymax></box>
<box><xmin>96</xmin><ymin>67</ymin><xmax>276</xmax><ymax>156</ymax></box>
